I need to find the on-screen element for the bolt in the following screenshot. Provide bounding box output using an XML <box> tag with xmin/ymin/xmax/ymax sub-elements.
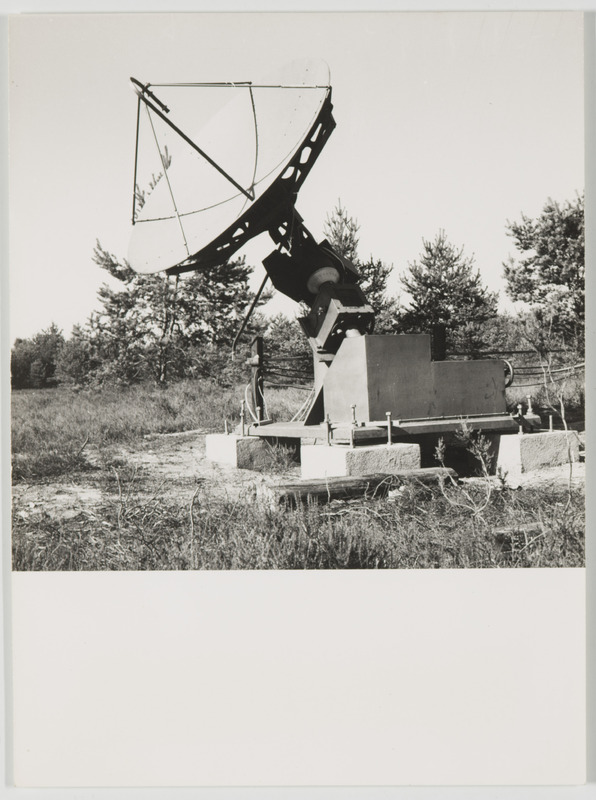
<box><xmin>351</xmin><ymin>404</ymin><xmax>357</xmax><ymax>426</ymax></box>
<box><xmin>517</xmin><ymin>404</ymin><xmax>524</xmax><ymax>435</ymax></box>
<box><xmin>386</xmin><ymin>411</ymin><xmax>393</xmax><ymax>446</ymax></box>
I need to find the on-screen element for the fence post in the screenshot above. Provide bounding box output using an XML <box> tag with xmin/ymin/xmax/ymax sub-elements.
<box><xmin>251</xmin><ymin>336</ymin><xmax>265</xmax><ymax>422</ymax></box>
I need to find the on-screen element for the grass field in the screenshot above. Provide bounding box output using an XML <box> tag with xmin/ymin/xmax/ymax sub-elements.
<box><xmin>11</xmin><ymin>380</ymin><xmax>303</xmax><ymax>481</ymax></box>
<box><xmin>11</xmin><ymin>380</ymin><xmax>585</xmax><ymax>571</ymax></box>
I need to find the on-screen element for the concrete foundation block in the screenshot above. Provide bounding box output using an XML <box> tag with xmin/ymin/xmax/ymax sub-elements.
<box><xmin>496</xmin><ymin>430</ymin><xmax>580</xmax><ymax>477</ymax></box>
<box><xmin>205</xmin><ymin>433</ymin><xmax>270</xmax><ymax>470</ymax></box>
<box><xmin>300</xmin><ymin>442</ymin><xmax>421</xmax><ymax>480</ymax></box>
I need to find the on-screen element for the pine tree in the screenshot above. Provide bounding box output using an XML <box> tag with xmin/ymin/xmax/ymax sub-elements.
<box><xmin>322</xmin><ymin>201</ymin><xmax>399</xmax><ymax>329</ymax></box>
<box><xmin>399</xmin><ymin>231</ymin><xmax>498</xmax><ymax>353</ymax></box>
<box><xmin>86</xmin><ymin>241</ymin><xmax>260</xmax><ymax>384</ymax></box>
<box><xmin>323</xmin><ymin>201</ymin><xmax>360</xmax><ymax>263</ymax></box>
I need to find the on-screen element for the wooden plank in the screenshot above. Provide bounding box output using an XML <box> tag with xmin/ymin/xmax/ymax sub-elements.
<box><xmin>264</xmin><ymin>467</ymin><xmax>458</xmax><ymax>506</ymax></box>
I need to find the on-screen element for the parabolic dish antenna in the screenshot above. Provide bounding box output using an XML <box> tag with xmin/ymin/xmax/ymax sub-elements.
<box><xmin>128</xmin><ymin>59</ymin><xmax>334</xmax><ymax>275</ymax></box>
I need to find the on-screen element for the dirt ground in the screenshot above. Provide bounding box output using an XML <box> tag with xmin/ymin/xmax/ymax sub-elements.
<box><xmin>12</xmin><ymin>430</ymin><xmax>292</xmax><ymax>523</ymax></box>
<box><xmin>12</xmin><ymin>429</ymin><xmax>585</xmax><ymax>524</ymax></box>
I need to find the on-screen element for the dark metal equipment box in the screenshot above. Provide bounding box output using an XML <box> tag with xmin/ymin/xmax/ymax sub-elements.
<box><xmin>323</xmin><ymin>334</ymin><xmax>506</xmax><ymax>423</ymax></box>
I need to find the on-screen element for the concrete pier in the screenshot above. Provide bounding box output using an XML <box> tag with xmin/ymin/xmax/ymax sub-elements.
<box><xmin>300</xmin><ymin>442</ymin><xmax>421</xmax><ymax>480</ymax></box>
<box><xmin>495</xmin><ymin>430</ymin><xmax>581</xmax><ymax>478</ymax></box>
<box><xmin>205</xmin><ymin>433</ymin><xmax>271</xmax><ymax>470</ymax></box>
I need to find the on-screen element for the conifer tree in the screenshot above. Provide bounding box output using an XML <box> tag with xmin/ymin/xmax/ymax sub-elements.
<box><xmin>84</xmin><ymin>241</ymin><xmax>260</xmax><ymax>383</ymax></box>
<box><xmin>399</xmin><ymin>230</ymin><xmax>498</xmax><ymax>353</ymax></box>
<box><xmin>323</xmin><ymin>201</ymin><xmax>399</xmax><ymax>328</ymax></box>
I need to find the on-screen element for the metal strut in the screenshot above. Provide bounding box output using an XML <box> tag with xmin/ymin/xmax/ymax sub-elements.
<box><xmin>231</xmin><ymin>274</ymin><xmax>270</xmax><ymax>359</ymax></box>
<box><xmin>130</xmin><ymin>76</ymin><xmax>255</xmax><ymax>201</ymax></box>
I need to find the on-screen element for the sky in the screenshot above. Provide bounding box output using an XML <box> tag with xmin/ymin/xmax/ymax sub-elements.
<box><xmin>7</xmin><ymin>10</ymin><xmax>585</xmax><ymax>341</ymax></box>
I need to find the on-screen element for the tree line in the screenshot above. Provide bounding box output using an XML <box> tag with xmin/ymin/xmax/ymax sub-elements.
<box><xmin>11</xmin><ymin>194</ymin><xmax>584</xmax><ymax>390</ymax></box>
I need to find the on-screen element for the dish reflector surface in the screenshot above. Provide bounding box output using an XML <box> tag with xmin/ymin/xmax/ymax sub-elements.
<box><xmin>128</xmin><ymin>59</ymin><xmax>331</xmax><ymax>274</ymax></box>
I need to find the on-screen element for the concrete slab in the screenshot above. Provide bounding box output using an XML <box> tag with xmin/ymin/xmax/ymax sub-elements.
<box><xmin>496</xmin><ymin>430</ymin><xmax>581</xmax><ymax>479</ymax></box>
<box><xmin>205</xmin><ymin>433</ymin><xmax>270</xmax><ymax>470</ymax></box>
<box><xmin>300</xmin><ymin>442</ymin><xmax>421</xmax><ymax>479</ymax></box>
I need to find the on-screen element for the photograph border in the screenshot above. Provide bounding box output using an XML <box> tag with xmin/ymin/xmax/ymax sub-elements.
<box><xmin>2</xmin><ymin>2</ymin><xmax>594</xmax><ymax>797</ymax></box>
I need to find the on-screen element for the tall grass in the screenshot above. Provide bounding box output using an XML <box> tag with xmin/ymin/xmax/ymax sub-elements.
<box><xmin>11</xmin><ymin>381</ymin><xmax>304</xmax><ymax>481</ymax></box>
<box><xmin>12</xmin><ymin>476</ymin><xmax>584</xmax><ymax>571</ymax></box>
<box><xmin>11</xmin><ymin>383</ymin><xmax>585</xmax><ymax>572</ymax></box>
<box><xmin>13</xmin><ymin>372</ymin><xmax>584</xmax><ymax>483</ymax></box>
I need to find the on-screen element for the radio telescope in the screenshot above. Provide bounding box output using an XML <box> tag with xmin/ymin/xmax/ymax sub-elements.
<box><xmin>127</xmin><ymin>60</ymin><xmax>532</xmax><ymax>458</ymax></box>
<box><xmin>128</xmin><ymin>59</ymin><xmax>338</xmax><ymax>284</ymax></box>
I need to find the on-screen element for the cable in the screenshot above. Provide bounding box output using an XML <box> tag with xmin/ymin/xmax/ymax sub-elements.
<box><xmin>145</xmin><ymin>105</ymin><xmax>190</xmax><ymax>257</ymax></box>
<box><xmin>131</xmin><ymin>95</ymin><xmax>141</xmax><ymax>224</ymax></box>
<box><xmin>150</xmin><ymin>82</ymin><xmax>329</xmax><ymax>89</ymax></box>
<box><xmin>291</xmin><ymin>388</ymin><xmax>316</xmax><ymax>422</ymax></box>
<box><xmin>243</xmin><ymin>382</ymin><xmax>270</xmax><ymax>423</ymax></box>
<box><xmin>511</xmin><ymin>373</ymin><xmax>584</xmax><ymax>389</ymax></box>
<box><xmin>263</xmin><ymin>381</ymin><xmax>313</xmax><ymax>390</ymax></box>
<box><xmin>248</xmin><ymin>84</ymin><xmax>259</xmax><ymax>195</ymax></box>
<box><xmin>244</xmin><ymin>384</ymin><xmax>259</xmax><ymax>423</ymax></box>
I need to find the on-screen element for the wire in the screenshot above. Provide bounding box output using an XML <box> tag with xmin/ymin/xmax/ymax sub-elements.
<box><xmin>449</xmin><ymin>349</ymin><xmax>569</xmax><ymax>356</ymax></box>
<box><xmin>248</xmin><ymin>84</ymin><xmax>259</xmax><ymax>196</ymax></box>
<box><xmin>135</xmin><ymin>195</ymin><xmax>242</xmax><ymax>222</ymax></box>
<box><xmin>231</xmin><ymin>273</ymin><xmax>269</xmax><ymax>359</ymax></box>
<box><xmin>244</xmin><ymin>384</ymin><xmax>259</xmax><ymax>423</ymax></box>
<box><xmin>264</xmin><ymin>381</ymin><xmax>313</xmax><ymax>390</ymax></box>
<box><xmin>243</xmin><ymin>382</ymin><xmax>270</xmax><ymax>423</ymax></box>
<box><xmin>511</xmin><ymin>370</ymin><xmax>585</xmax><ymax>389</ymax></box>
<box><xmin>291</xmin><ymin>388</ymin><xmax>316</xmax><ymax>422</ymax></box>
<box><xmin>514</xmin><ymin>362</ymin><xmax>584</xmax><ymax>375</ymax></box>
<box><xmin>264</xmin><ymin>355</ymin><xmax>313</xmax><ymax>363</ymax></box>
<box><xmin>145</xmin><ymin>105</ymin><xmax>190</xmax><ymax>257</ymax></box>
<box><xmin>264</xmin><ymin>369</ymin><xmax>314</xmax><ymax>380</ymax></box>
<box><xmin>149</xmin><ymin>82</ymin><xmax>330</xmax><ymax>89</ymax></box>
<box><xmin>131</xmin><ymin>95</ymin><xmax>141</xmax><ymax>224</ymax></box>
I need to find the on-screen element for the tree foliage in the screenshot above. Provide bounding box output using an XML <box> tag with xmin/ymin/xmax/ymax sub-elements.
<box><xmin>323</xmin><ymin>201</ymin><xmax>359</xmax><ymax>263</ymax></box>
<box><xmin>48</xmin><ymin>242</ymin><xmax>264</xmax><ymax>386</ymax></box>
<box><xmin>322</xmin><ymin>201</ymin><xmax>399</xmax><ymax>329</ymax></box>
<box><xmin>54</xmin><ymin>324</ymin><xmax>99</xmax><ymax>387</ymax></box>
<box><xmin>262</xmin><ymin>314</ymin><xmax>313</xmax><ymax>384</ymax></box>
<box><xmin>90</xmin><ymin>241</ymin><xmax>262</xmax><ymax>383</ymax></box>
<box><xmin>503</xmin><ymin>195</ymin><xmax>584</xmax><ymax>350</ymax></box>
<box><xmin>398</xmin><ymin>230</ymin><xmax>498</xmax><ymax>352</ymax></box>
<box><xmin>17</xmin><ymin>196</ymin><xmax>582</xmax><ymax>391</ymax></box>
<box><xmin>11</xmin><ymin>323</ymin><xmax>65</xmax><ymax>389</ymax></box>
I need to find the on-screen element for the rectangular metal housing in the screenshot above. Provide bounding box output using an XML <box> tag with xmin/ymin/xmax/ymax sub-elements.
<box><xmin>322</xmin><ymin>334</ymin><xmax>507</xmax><ymax>423</ymax></box>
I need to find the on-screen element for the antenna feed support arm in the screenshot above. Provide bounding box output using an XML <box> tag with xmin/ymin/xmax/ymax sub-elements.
<box><xmin>130</xmin><ymin>76</ymin><xmax>254</xmax><ymax>201</ymax></box>
<box><xmin>130</xmin><ymin>77</ymin><xmax>170</xmax><ymax>113</ymax></box>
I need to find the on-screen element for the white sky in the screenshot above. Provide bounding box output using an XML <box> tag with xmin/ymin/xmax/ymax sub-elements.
<box><xmin>8</xmin><ymin>10</ymin><xmax>585</xmax><ymax>341</ymax></box>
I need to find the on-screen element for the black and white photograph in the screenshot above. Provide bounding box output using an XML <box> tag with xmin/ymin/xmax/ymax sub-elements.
<box><xmin>9</xmin><ymin>11</ymin><xmax>585</xmax><ymax>572</ymax></box>
<box><xmin>5</xmin><ymin>9</ymin><xmax>588</xmax><ymax>789</ymax></box>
